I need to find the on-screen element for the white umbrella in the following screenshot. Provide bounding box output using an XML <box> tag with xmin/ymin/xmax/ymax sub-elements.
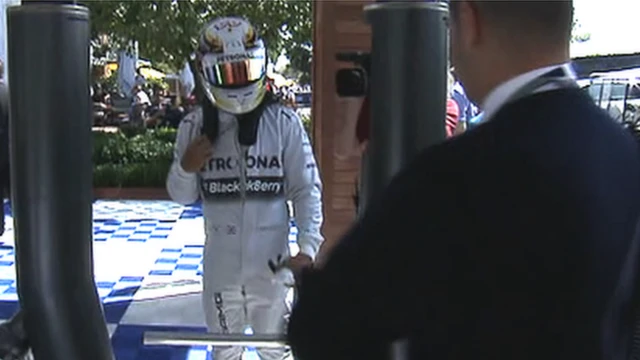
<box><xmin>179</xmin><ymin>61</ymin><xmax>195</xmax><ymax>96</ymax></box>
<box><xmin>117</xmin><ymin>47</ymin><xmax>137</xmax><ymax>96</ymax></box>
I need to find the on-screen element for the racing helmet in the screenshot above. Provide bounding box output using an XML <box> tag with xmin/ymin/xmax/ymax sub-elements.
<box><xmin>195</xmin><ymin>17</ymin><xmax>267</xmax><ymax>115</ymax></box>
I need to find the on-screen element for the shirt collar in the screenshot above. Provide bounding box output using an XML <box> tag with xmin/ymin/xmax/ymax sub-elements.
<box><xmin>481</xmin><ymin>62</ymin><xmax>576</xmax><ymax>121</ymax></box>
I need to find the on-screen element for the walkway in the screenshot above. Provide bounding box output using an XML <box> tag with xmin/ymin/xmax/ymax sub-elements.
<box><xmin>0</xmin><ymin>200</ymin><xmax>298</xmax><ymax>360</ymax></box>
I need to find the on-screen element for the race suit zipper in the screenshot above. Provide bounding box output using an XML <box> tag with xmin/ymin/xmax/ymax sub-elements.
<box><xmin>237</xmin><ymin>130</ymin><xmax>248</xmax><ymax>285</ymax></box>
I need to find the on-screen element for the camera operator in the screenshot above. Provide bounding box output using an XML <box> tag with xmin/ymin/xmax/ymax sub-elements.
<box><xmin>451</xmin><ymin>70</ymin><xmax>480</xmax><ymax>134</ymax></box>
<box><xmin>332</xmin><ymin>70</ymin><xmax>460</xmax><ymax>215</ymax></box>
<box><xmin>317</xmin><ymin>70</ymin><xmax>461</xmax><ymax>264</ymax></box>
<box><xmin>334</xmin><ymin>96</ymin><xmax>367</xmax><ymax>161</ymax></box>
<box><xmin>335</xmin><ymin>71</ymin><xmax>460</xmax><ymax>162</ymax></box>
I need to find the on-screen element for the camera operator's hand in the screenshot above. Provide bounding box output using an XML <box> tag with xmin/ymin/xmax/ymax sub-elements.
<box><xmin>181</xmin><ymin>135</ymin><xmax>213</xmax><ymax>173</ymax></box>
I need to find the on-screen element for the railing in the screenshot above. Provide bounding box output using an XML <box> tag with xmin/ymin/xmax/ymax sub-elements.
<box><xmin>143</xmin><ymin>332</ymin><xmax>288</xmax><ymax>348</ymax></box>
<box><xmin>144</xmin><ymin>331</ymin><xmax>408</xmax><ymax>360</ymax></box>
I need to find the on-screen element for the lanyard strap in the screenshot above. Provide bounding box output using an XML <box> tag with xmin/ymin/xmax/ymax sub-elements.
<box><xmin>506</xmin><ymin>65</ymin><xmax>579</xmax><ymax>108</ymax></box>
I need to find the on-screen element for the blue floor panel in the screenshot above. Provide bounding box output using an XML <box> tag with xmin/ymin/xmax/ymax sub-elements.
<box><xmin>0</xmin><ymin>200</ymin><xmax>296</xmax><ymax>359</ymax></box>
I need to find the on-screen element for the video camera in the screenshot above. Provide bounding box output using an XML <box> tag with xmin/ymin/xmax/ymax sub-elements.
<box><xmin>335</xmin><ymin>51</ymin><xmax>371</xmax><ymax>97</ymax></box>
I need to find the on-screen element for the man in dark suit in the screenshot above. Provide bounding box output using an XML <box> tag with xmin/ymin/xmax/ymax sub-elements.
<box><xmin>287</xmin><ymin>1</ymin><xmax>640</xmax><ymax>360</ymax></box>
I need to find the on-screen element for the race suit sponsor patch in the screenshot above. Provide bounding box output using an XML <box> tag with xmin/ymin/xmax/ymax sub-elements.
<box><xmin>201</xmin><ymin>176</ymin><xmax>284</xmax><ymax>200</ymax></box>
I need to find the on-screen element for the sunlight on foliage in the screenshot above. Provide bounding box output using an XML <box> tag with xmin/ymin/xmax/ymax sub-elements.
<box><xmin>85</xmin><ymin>0</ymin><xmax>312</xmax><ymax>78</ymax></box>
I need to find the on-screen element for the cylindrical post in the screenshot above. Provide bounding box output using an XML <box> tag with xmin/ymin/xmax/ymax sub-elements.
<box><xmin>8</xmin><ymin>3</ymin><xmax>114</xmax><ymax>360</ymax></box>
<box><xmin>362</xmin><ymin>1</ymin><xmax>449</xmax><ymax>207</ymax></box>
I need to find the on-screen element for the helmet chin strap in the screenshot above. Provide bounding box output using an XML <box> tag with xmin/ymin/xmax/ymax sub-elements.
<box><xmin>201</xmin><ymin>97</ymin><xmax>220</xmax><ymax>144</ymax></box>
<box><xmin>201</xmin><ymin>88</ymin><xmax>277</xmax><ymax>147</ymax></box>
<box><xmin>193</xmin><ymin>66</ymin><xmax>220</xmax><ymax>144</ymax></box>
<box><xmin>236</xmin><ymin>92</ymin><xmax>277</xmax><ymax>146</ymax></box>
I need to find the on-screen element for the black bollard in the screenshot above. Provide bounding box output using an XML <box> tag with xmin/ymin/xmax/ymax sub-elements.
<box><xmin>361</xmin><ymin>1</ymin><xmax>449</xmax><ymax>209</ymax></box>
<box><xmin>7</xmin><ymin>3</ymin><xmax>114</xmax><ymax>360</ymax></box>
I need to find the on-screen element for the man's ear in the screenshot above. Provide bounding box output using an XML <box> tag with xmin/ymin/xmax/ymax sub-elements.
<box><xmin>457</xmin><ymin>0</ymin><xmax>482</xmax><ymax>49</ymax></box>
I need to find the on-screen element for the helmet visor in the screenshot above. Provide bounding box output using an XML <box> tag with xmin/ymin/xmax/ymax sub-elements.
<box><xmin>200</xmin><ymin>48</ymin><xmax>266</xmax><ymax>88</ymax></box>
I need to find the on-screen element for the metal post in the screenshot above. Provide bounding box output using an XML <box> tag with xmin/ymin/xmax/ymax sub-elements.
<box><xmin>362</xmin><ymin>1</ymin><xmax>449</xmax><ymax>207</ymax></box>
<box><xmin>8</xmin><ymin>2</ymin><xmax>114</xmax><ymax>360</ymax></box>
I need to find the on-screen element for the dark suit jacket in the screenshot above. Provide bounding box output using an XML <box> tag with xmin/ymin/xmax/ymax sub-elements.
<box><xmin>288</xmin><ymin>88</ymin><xmax>640</xmax><ymax>360</ymax></box>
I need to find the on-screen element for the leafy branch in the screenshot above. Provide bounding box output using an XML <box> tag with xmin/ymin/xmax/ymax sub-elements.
<box><xmin>571</xmin><ymin>17</ymin><xmax>591</xmax><ymax>43</ymax></box>
<box><xmin>84</xmin><ymin>0</ymin><xmax>312</xmax><ymax>79</ymax></box>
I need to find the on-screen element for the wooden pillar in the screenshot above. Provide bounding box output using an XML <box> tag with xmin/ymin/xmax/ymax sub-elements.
<box><xmin>313</xmin><ymin>0</ymin><xmax>372</xmax><ymax>247</ymax></box>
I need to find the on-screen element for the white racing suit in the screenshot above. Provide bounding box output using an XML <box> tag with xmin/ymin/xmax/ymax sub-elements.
<box><xmin>166</xmin><ymin>104</ymin><xmax>324</xmax><ymax>360</ymax></box>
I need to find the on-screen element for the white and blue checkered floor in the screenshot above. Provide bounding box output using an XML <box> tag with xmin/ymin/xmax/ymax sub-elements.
<box><xmin>0</xmin><ymin>200</ymin><xmax>299</xmax><ymax>360</ymax></box>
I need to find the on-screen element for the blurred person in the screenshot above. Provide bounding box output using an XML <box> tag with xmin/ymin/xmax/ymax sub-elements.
<box><xmin>177</xmin><ymin>93</ymin><xmax>198</xmax><ymax>117</ymax></box>
<box><xmin>134</xmin><ymin>68</ymin><xmax>146</xmax><ymax>87</ymax></box>
<box><xmin>130</xmin><ymin>84</ymin><xmax>151</xmax><ymax>126</ymax></box>
<box><xmin>334</xmin><ymin>73</ymin><xmax>461</xmax><ymax>159</ymax></box>
<box><xmin>322</xmin><ymin>71</ymin><xmax>460</xmax><ymax>263</ymax></box>
<box><xmin>451</xmin><ymin>71</ymin><xmax>479</xmax><ymax>134</ymax></box>
<box><xmin>166</xmin><ymin>16</ymin><xmax>323</xmax><ymax>360</ymax></box>
<box><xmin>329</xmin><ymin>70</ymin><xmax>460</xmax><ymax>219</ymax></box>
<box><xmin>92</xmin><ymin>84</ymin><xmax>112</xmax><ymax>126</ymax></box>
<box><xmin>162</xmin><ymin>97</ymin><xmax>186</xmax><ymax>129</ymax></box>
<box><xmin>91</xmin><ymin>83</ymin><xmax>111</xmax><ymax>105</ymax></box>
<box><xmin>445</xmin><ymin>71</ymin><xmax>461</xmax><ymax>137</ymax></box>
<box><xmin>335</xmin><ymin>70</ymin><xmax>460</xmax><ymax>161</ymax></box>
<box><xmin>288</xmin><ymin>2</ymin><xmax>640</xmax><ymax>360</ymax></box>
<box><xmin>132</xmin><ymin>84</ymin><xmax>151</xmax><ymax>106</ymax></box>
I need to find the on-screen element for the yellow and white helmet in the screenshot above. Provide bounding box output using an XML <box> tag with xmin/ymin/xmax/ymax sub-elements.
<box><xmin>196</xmin><ymin>17</ymin><xmax>267</xmax><ymax>115</ymax></box>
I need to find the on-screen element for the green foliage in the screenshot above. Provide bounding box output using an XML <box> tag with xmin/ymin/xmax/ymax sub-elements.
<box><xmin>93</xmin><ymin>128</ymin><xmax>177</xmax><ymax>188</ymax></box>
<box><xmin>117</xmin><ymin>124</ymin><xmax>147</xmax><ymax>139</ymax></box>
<box><xmin>299</xmin><ymin>113</ymin><xmax>312</xmax><ymax>139</ymax></box>
<box><xmin>95</xmin><ymin>72</ymin><xmax>118</xmax><ymax>93</ymax></box>
<box><xmin>94</xmin><ymin>162</ymin><xmax>172</xmax><ymax>188</ymax></box>
<box><xmin>145</xmin><ymin>76</ymin><xmax>170</xmax><ymax>91</ymax></box>
<box><xmin>151</xmin><ymin>127</ymin><xmax>180</xmax><ymax>144</ymax></box>
<box><xmin>84</xmin><ymin>0</ymin><xmax>312</xmax><ymax>78</ymax></box>
<box><xmin>93</xmin><ymin>129</ymin><xmax>175</xmax><ymax>165</ymax></box>
<box><xmin>91</xmin><ymin>116</ymin><xmax>313</xmax><ymax>188</ymax></box>
<box><xmin>571</xmin><ymin>17</ymin><xmax>591</xmax><ymax>43</ymax></box>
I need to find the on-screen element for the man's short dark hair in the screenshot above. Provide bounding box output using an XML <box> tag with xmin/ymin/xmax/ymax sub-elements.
<box><xmin>450</xmin><ymin>1</ymin><xmax>574</xmax><ymax>45</ymax></box>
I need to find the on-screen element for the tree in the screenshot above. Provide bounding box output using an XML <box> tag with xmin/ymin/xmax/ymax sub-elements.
<box><xmin>84</xmin><ymin>0</ymin><xmax>312</xmax><ymax>78</ymax></box>
<box><xmin>571</xmin><ymin>17</ymin><xmax>591</xmax><ymax>43</ymax></box>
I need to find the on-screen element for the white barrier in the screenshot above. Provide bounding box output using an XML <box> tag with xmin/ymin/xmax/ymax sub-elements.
<box><xmin>144</xmin><ymin>331</ymin><xmax>409</xmax><ymax>360</ymax></box>
<box><xmin>143</xmin><ymin>332</ymin><xmax>288</xmax><ymax>348</ymax></box>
